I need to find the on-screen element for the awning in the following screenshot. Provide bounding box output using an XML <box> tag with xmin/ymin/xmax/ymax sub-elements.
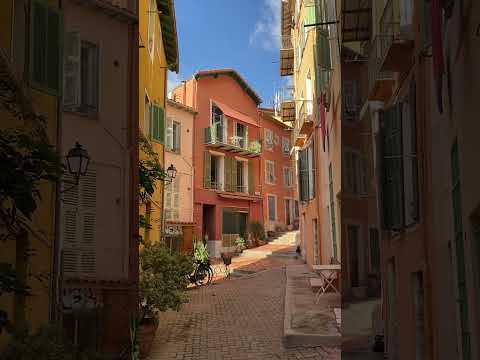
<box><xmin>213</xmin><ymin>100</ymin><xmax>259</xmax><ymax>128</ymax></box>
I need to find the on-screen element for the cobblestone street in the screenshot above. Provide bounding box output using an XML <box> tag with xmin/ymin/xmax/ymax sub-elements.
<box><xmin>149</xmin><ymin>249</ymin><xmax>340</xmax><ymax>360</ymax></box>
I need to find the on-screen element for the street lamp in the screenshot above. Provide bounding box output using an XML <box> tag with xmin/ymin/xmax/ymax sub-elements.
<box><xmin>166</xmin><ymin>164</ymin><xmax>177</xmax><ymax>183</ymax></box>
<box><xmin>66</xmin><ymin>142</ymin><xmax>91</xmax><ymax>183</ymax></box>
<box><xmin>61</xmin><ymin>142</ymin><xmax>91</xmax><ymax>193</ymax></box>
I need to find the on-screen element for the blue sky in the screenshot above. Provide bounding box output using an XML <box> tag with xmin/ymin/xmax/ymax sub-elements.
<box><xmin>168</xmin><ymin>0</ymin><xmax>287</xmax><ymax>108</ymax></box>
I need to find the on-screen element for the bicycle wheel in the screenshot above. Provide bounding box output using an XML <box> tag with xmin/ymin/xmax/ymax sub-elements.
<box><xmin>206</xmin><ymin>265</ymin><xmax>214</xmax><ymax>285</ymax></box>
<box><xmin>195</xmin><ymin>266</ymin><xmax>209</xmax><ymax>286</ymax></box>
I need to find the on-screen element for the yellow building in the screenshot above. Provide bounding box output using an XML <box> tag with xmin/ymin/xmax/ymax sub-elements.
<box><xmin>0</xmin><ymin>0</ymin><xmax>62</xmax><ymax>345</ymax></box>
<box><xmin>138</xmin><ymin>0</ymin><xmax>179</xmax><ymax>243</ymax></box>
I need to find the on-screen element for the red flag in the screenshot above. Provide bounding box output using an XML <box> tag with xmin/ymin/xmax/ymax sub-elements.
<box><xmin>431</xmin><ymin>0</ymin><xmax>445</xmax><ymax>113</ymax></box>
<box><xmin>319</xmin><ymin>94</ymin><xmax>326</xmax><ymax>152</ymax></box>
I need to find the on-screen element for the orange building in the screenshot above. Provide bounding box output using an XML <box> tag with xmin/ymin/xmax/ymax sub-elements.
<box><xmin>258</xmin><ymin>108</ymin><xmax>298</xmax><ymax>233</ymax></box>
<box><xmin>172</xmin><ymin>69</ymin><xmax>263</xmax><ymax>257</ymax></box>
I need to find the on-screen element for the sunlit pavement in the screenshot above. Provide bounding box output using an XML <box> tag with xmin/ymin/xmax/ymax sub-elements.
<box><xmin>150</xmin><ymin>248</ymin><xmax>340</xmax><ymax>360</ymax></box>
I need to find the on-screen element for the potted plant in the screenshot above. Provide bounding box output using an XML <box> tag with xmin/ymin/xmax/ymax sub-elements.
<box><xmin>193</xmin><ymin>239</ymin><xmax>209</xmax><ymax>264</ymax></box>
<box><xmin>139</xmin><ymin>242</ymin><xmax>193</xmax><ymax>359</ymax></box>
<box><xmin>234</xmin><ymin>236</ymin><xmax>246</xmax><ymax>254</ymax></box>
<box><xmin>249</xmin><ymin>221</ymin><xmax>266</xmax><ymax>247</ymax></box>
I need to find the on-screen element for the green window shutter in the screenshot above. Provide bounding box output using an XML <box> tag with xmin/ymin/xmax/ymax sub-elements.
<box><xmin>63</xmin><ymin>32</ymin><xmax>81</xmax><ymax>107</ymax></box>
<box><xmin>151</xmin><ymin>105</ymin><xmax>165</xmax><ymax>143</ymax></box>
<box><xmin>158</xmin><ymin>106</ymin><xmax>165</xmax><ymax>144</ymax></box>
<box><xmin>46</xmin><ymin>7</ymin><xmax>62</xmax><ymax>92</ymax></box>
<box><xmin>231</xmin><ymin>159</ymin><xmax>238</xmax><ymax>192</ymax></box>
<box><xmin>391</xmin><ymin>104</ymin><xmax>404</xmax><ymax>230</ymax></box>
<box><xmin>30</xmin><ymin>0</ymin><xmax>47</xmax><ymax>86</ymax></box>
<box><xmin>224</xmin><ymin>157</ymin><xmax>232</xmax><ymax>192</ymax></box>
<box><xmin>304</xmin><ymin>5</ymin><xmax>316</xmax><ymax>27</ymax></box>
<box><xmin>450</xmin><ymin>140</ymin><xmax>471</xmax><ymax>360</ymax></box>
<box><xmin>204</xmin><ymin>151</ymin><xmax>211</xmax><ymax>189</ymax></box>
<box><xmin>317</xmin><ymin>30</ymin><xmax>331</xmax><ymax>70</ymax></box>
<box><xmin>329</xmin><ymin>164</ymin><xmax>337</xmax><ymax>260</ymax></box>
<box><xmin>248</xmin><ymin>160</ymin><xmax>254</xmax><ymax>194</ymax></box>
<box><xmin>150</xmin><ymin>104</ymin><xmax>157</xmax><ymax>139</ymax></box>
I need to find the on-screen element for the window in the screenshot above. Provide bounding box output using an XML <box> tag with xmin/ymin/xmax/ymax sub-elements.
<box><xmin>204</xmin><ymin>152</ymin><xmax>223</xmax><ymax>191</ymax></box>
<box><xmin>298</xmin><ymin>143</ymin><xmax>315</xmax><ymax>201</ymax></box>
<box><xmin>329</xmin><ymin>164</ymin><xmax>337</xmax><ymax>260</ymax></box>
<box><xmin>264</xmin><ymin>129</ymin><xmax>274</xmax><ymax>150</ymax></box>
<box><xmin>147</xmin><ymin>0</ymin><xmax>156</xmax><ymax>57</ymax></box>
<box><xmin>211</xmin><ymin>104</ymin><xmax>226</xmax><ymax>142</ymax></box>
<box><xmin>234</xmin><ymin>122</ymin><xmax>247</xmax><ymax>149</ymax></box>
<box><xmin>282</xmin><ymin>137</ymin><xmax>290</xmax><ymax>155</ymax></box>
<box><xmin>369</xmin><ymin>228</ymin><xmax>380</xmax><ymax>273</ymax></box>
<box><xmin>64</xmin><ymin>33</ymin><xmax>99</xmax><ymax>113</ymax></box>
<box><xmin>165</xmin><ymin>177</ymin><xmax>180</xmax><ymax>220</ymax></box>
<box><xmin>236</xmin><ymin>161</ymin><xmax>244</xmax><ymax>192</ymax></box>
<box><xmin>347</xmin><ymin>225</ymin><xmax>360</xmax><ymax>287</ymax></box>
<box><xmin>380</xmin><ymin>81</ymin><xmax>418</xmax><ymax>230</ymax></box>
<box><xmin>343</xmin><ymin>80</ymin><xmax>358</xmax><ymax>122</ymax></box>
<box><xmin>283</xmin><ymin>167</ymin><xmax>293</xmax><ymax>187</ymax></box>
<box><xmin>266</xmin><ymin>160</ymin><xmax>276</xmax><ymax>184</ymax></box>
<box><xmin>30</xmin><ymin>0</ymin><xmax>62</xmax><ymax>93</ymax></box>
<box><xmin>344</xmin><ymin>149</ymin><xmax>367</xmax><ymax>195</ymax></box>
<box><xmin>450</xmin><ymin>140</ymin><xmax>472</xmax><ymax>360</ymax></box>
<box><xmin>268</xmin><ymin>195</ymin><xmax>276</xmax><ymax>221</ymax></box>
<box><xmin>150</xmin><ymin>105</ymin><xmax>165</xmax><ymax>143</ymax></box>
<box><xmin>294</xmin><ymin>200</ymin><xmax>299</xmax><ymax>218</ymax></box>
<box><xmin>166</xmin><ymin>118</ymin><xmax>181</xmax><ymax>152</ymax></box>
<box><xmin>421</xmin><ymin>0</ymin><xmax>432</xmax><ymax>48</ymax></box>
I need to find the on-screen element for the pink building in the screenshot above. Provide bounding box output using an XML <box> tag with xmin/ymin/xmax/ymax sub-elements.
<box><xmin>172</xmin><ymin>69</ymin><xmax>263</xmax><ymax>257</ymax></box>
<box><xmin>164</xmin><ymin>99</ymin><xmax>197</xmax><ymax>253</ymax></box>
<box><xmin>258</xmin><ymin>108</ymin><xmax>298</xmax><ymax>233</ymax></box>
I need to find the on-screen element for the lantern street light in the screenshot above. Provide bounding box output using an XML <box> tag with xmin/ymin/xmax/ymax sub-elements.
<box><xmin>166</xmin><ymin>163</ymin><xmax>177</xmax><ymax>183</ymax></box>
<box><xmin>61</xmin><ymin>142</ymin><xmax>91</xmax><ymax>193</ymax></box>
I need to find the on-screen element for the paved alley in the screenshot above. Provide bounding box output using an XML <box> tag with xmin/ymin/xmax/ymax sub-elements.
<box><xmin>149</xmin><ymin>235</ymin><xmax>340</xmax><ymax>360</ymax></box>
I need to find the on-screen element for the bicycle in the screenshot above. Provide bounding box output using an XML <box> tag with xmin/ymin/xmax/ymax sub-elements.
<box><xmin>187</xmin><ymin>259</ymin><xmax>213</xmax><ymax>286</ymax></box>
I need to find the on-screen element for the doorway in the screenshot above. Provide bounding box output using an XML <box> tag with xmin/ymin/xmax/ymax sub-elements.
<box><xmin>285</xmin><ymin>199</ymin><xmax>292</xmax><ymax>226</ymax></box>
<box><xmin>347</xmin><ymin>224</ymin><xmax>360</xmax><ymax>287</ymax></box>
<box><xmin>202</xmin><ymin>204</ymin><xmax>215</xmax><ymax>242</ymax></box>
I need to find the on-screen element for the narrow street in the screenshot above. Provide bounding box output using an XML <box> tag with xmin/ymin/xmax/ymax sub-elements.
<box><xmin>149</xmin><ymin>233</ymin><xmax>340</xmax><ymax>360</ymax></box>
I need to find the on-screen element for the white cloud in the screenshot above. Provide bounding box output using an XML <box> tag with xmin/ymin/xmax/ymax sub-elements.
<box><xmin>249</xmin><ymin>0</ymin><xmax>281</xmax><ymax>51</ymax></box>
<box><xmin>167</xmin><ymin>71</ymin><xmax>183</xmax><ymax>95</ymax></box>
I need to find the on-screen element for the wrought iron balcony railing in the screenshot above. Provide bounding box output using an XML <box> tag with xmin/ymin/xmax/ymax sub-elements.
<box><xmin>204</xmin><ymin>125</ymin><xmax>262</xmax><ymax>157</ymax></box>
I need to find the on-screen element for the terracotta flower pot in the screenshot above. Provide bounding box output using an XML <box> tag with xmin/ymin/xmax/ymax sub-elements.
<box><xmin>138</xmin><ymin>317</ymin><xmax>159</xmax><ymax>359</ymax></box>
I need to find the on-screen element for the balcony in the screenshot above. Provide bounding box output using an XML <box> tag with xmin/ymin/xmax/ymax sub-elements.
<box><xmin>277</xmin><ymin>86</ymin><xmax>296</xmax><ymax>122</ymax></box>
<box><xmin>378</xmin><ymin>0</ymin><xmax>413</xmax><ymax>73</ymax></box>
<box><xmin>367</xmin><ymin>36</ymin><xmax>395</xmax><ymax>102</ymax></box>
<box><xmin>204</xmin><ymin>125</ymin><xmax>261</xmax><ymax>158</ymax></box>
<box><xmin>298</xmin><ymin>100</ymin><xmax>315</xmax><ymax>137</ymax></box>
<box><xmin>280</xmin><ymin>35</ymin><xmax>294</xmax><ymax>76</ymax></box>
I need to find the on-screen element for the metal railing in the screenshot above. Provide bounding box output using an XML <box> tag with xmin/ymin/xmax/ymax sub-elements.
<box><xmin>207</xmin><ymin>181</ymin><xmax>223</xmax><ymax>191</ymax></box>
<box><xmin>204</xmin><ymin>125</ymin><xmax>262</xmax><ymax>154</ymax></box>
<box><xmin>297</xmin><ymin>99</ymin><xmax>314</xmax><ymax>130</ymax></box>
<box><xmin>379</xmin><ymin>0</ymin><xmax>399</xmax><ymax>64</ymax></box>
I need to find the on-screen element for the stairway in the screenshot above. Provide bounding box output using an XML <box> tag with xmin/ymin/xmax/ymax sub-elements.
<box><xmin>238</xmin><ymin>231</ymin><xmax>298</xmax><ymax>259</ymax></box>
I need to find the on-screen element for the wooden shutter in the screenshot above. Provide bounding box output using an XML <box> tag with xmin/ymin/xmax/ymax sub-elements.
<box><xmin>63</xmin><ymin>32</ymin><xmax>81</xmax><ymax>108</ymax></box>
<box><xmin>403</xmin><ymin>82</ymin><xmax>419</xmax><ymax>226</ymax></box>
<box><xmin>150</xmin><ymin>104</ymin><xmax>157</xmax><ymax>140</ymax></box>
<box><xmin>61</xmin><ymin>167</ymin><xmax>96</xmax><ymax>276</ymax></box>
<box><xmin>308</xmin><ymin>143</ymin><xmax>315</xmax><ymax>199</ymax></box>
<box><xmin>224</xmin><ymin>157</ymin><xmax>232</xmax><ymax>192</ymax></box>
<box><xmin>248</xmin><ymin>160</ymin><xmax>253</xmax><ymax>194</ymax></box>
<box><xmin>381</xmin><ymin>104</ymin><xmax>404</xmax><ymax>230</ymax></box>
<box><xmin>317</xmin><ymin>29</ymin><xmax>331</xmax><ymax>70</ymax></box>
<box><xmin>151</xmin><ymin>105</ymin><xmax>165</xmax><ymax>143</ymax></box>
<box><xmin>166</xmin><ymin>118</ymin><xmax>173</xmax><ymax>150</ymax></box>
<box><xmin>204</xmin><ymin>151</ymin><xmax>211</xmax><ymax>189</ymax></box>
<box><xmin>450</xmin><ymin>140</ymin><xmax>472</xmax><ymax>360</ymax></box>
<box><xmin>30</xmin><ymin>0</ymin><xmax>47</xmax><ymax>86</ymax></box>
<box><xmin>46</xmin><ymin>7</ymin><xmax>61</xmax><ymax>92</ymax></box>
<box><xmin>231</xmin><ymin>158</ymin><xmax>237</xmax><ymax>192</ymax></box>
<box><xmin>174</xmin><ymin>123</ymin><xmax>181</xmax><ymax>152</ymax></box>
<box><xmin>304</xmin><ymin>5</ymin><xmax>316</xmax><ymax>29</ymax></box>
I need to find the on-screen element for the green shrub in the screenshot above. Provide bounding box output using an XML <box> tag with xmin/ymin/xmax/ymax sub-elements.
<box><xmin>193</xmin><ymin>240</ymin><xmax>209</xmax><ymax>263</ymax></box>
<box><xmin>249</xmin><ymin>221</ymin><xmax>265</xmax><ymax>243</ymax></box>
<box><xmin>1</xmin><ymin>325</ymin><xmax>78</xmax><ymax>360</ymax></box>
<box><xmin>140</xmin><ymin>243</ymin><xmax>193</xmax><ymax>319</ymax></box>
<box><xmin>234</xmin><ymin>237</ymin><xmax>246</xmax><ymax>250</ymax></box>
